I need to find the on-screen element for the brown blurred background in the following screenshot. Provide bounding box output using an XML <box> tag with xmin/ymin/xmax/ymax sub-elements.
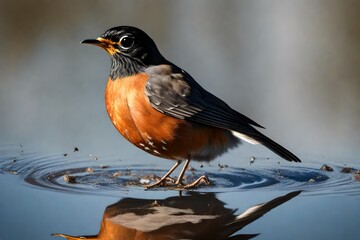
<box><xmin>0</xmin><ymin>0</ymin><xmax>359</xmax><ymax>160</ymax></box>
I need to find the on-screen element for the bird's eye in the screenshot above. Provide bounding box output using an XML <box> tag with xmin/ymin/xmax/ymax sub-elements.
<box><xmin>119</xmin><ymin>36</ymin><xmax>134</xmax><ymax>49</ymax></box>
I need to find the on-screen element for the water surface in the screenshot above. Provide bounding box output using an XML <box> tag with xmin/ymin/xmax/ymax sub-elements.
<box><xmin>1</xmin><ymin>144</ymin><xmax>359</xmax><ymax>239</ymax></box>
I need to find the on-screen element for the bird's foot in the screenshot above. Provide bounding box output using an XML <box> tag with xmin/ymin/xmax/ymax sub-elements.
<box><xmin>145</xmin><ymin>175</ymin><xmax>211</xmax><ymax>189</ymax></box>
<box><xmin>144</xmin><ymin>176</ymin><xmax>175</xmax><ymax>189</ymax></box>
<box><xmin>177</xmin><ymin>175</ymin><xmax>211</xmax><ymax>189</ymax></box>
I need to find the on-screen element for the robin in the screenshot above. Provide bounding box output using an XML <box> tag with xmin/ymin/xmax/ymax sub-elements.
<box><xmin>52</xmin><ymin>191</ymin><xmax>301</xmax><ymax>240</ymax></box>
<box><xmin>81</xmin><ymin>26</ymin><xmax>301</xmax><ymax>189</ymax></box>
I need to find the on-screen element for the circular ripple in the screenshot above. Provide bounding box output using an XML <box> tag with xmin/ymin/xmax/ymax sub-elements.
<box><xmin>1</xmin><ymin>148</ymin><xmax>359</xmax><ymax>196</ymax></box>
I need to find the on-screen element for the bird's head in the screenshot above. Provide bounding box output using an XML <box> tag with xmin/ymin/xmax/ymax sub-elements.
<box><xmin>82</xmin><ymin>26</ymin><xmax>166</xmax><ymax>78</ymax></box>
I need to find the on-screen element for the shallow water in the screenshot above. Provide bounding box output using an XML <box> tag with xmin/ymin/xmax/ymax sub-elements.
<box><xmin>1</xmin><ymin>144</ymin><xmax>359</xmax><ymax>240</ymax></box>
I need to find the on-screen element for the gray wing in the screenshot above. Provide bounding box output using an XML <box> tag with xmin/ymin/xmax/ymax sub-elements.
<box><xmin>144</xmin><ymin>65</ymin><xmax>264</xmax><ymax>132</ymax></box>
<box><xmin>144</xmin><ymin>65</ymin><xmax>301</xmax><ymax>162</ymax></box>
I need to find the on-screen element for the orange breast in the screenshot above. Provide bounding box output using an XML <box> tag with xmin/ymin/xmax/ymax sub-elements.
<box><xmin>105</xmin><ymin>73</ymin><xmax>237</xmax><ymax>161</ymax></box>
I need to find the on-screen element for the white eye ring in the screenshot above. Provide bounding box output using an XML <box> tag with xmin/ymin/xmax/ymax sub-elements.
<box><xmin>119</xmin><ymin>35</ymin><xmax>134</xmax><ymax>50</ymax></box>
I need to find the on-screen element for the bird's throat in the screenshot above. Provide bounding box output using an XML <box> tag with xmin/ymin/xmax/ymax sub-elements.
<box><xmin>110</xmin><ymin>54</ymin><xmax>145</xmax><ymax>80</ymax></box>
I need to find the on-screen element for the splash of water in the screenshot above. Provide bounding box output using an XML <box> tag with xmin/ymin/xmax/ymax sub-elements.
<box><xmin>0</xmin><ymin>145</ymin><xmax>359</xmax><ymax>197</ymax></box>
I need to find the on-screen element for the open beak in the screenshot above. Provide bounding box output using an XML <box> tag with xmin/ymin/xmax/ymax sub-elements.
<box><xmin>81</xmin><ymin>38</ymin><xmax>119</xmax><ymax>55</ymax></box>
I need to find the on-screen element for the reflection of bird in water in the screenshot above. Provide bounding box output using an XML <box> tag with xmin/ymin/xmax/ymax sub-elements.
<box><xmin>52</xmin><ymin>191</ymin><xmax>301</xmax><ymax>240</ymax></box>
<box><xmin>81</xmin><ymin>26</ymin><xmax>301</xmax><ymax>189</ymax></box>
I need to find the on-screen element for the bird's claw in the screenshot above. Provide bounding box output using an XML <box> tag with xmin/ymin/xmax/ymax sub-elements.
<box><xmin>145</xmin><ymin>175</ymin><xmax>211</xmax><ymax>190</ymax></box>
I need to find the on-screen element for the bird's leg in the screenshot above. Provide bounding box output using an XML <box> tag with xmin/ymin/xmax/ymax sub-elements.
<box><xmin>174</xmin><ymin>158</ymin><xmax>212</xmax><ymax>189</ymax></box>
<box><xmin>175</xmin><ymin>159</ymin><xmax>190</xmax><ymax>185</ymax></box>
<box><xmin>145</xmin><ymin>160</ymin><xmax>181</xmax><ymax>189</ymax></box>
<box><xmin>174</xmin><ymin>159</ymin><xmax>211</xmax><ymax>189</ymax></box>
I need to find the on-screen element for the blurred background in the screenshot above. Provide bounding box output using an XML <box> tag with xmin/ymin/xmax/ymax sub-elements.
<box><xmin>1</xmin><ymin>0</ymin><xmax>359</xmax><ymax>161</ymax></box>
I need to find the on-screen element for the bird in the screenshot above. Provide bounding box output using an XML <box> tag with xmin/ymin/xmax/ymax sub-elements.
<box><xmin>52</xmin><ymin>191</ymin><xmax>301</xmax><ymax>240</ymax></box>
<box><xmin>81</xmin><ymin>26</ymin><xmax>301</xmax><ymax>189</ymax></box>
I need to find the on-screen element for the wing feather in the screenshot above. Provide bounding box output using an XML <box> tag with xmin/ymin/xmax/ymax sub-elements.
<box><xmin>144</xmin><ymin>65</ymin><xmax>301</xmax><ymax>162</ymax></box>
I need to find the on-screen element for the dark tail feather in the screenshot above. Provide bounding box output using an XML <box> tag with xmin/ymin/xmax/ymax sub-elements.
<box><xmin>253</xmin><ymin>132</ymin><xmax>301</xmax><ymax>162</ymax></box>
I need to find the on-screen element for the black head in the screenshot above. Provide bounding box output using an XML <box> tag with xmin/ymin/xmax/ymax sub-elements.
<box><xmin>82</xmin><ymin>26</ymin><xmax>166</xmax><ymax>79</ymax></box>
